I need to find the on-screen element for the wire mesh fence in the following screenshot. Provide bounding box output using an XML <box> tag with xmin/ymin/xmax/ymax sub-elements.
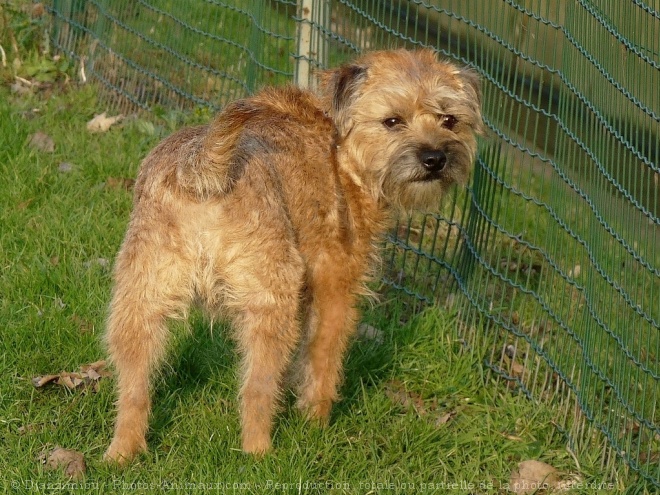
<box><xmin>46</xmin><ymin>0</ymin><xmax>659</xmax><ymax>486</ymax></box>
<box><xmin>48</xmin><ymin>0</ymin><xmax>298</xmax><ymax>112</ymax></box>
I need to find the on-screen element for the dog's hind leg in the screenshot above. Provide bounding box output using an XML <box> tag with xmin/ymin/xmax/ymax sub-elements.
<box><xmin>294</xmin><ymin>256</ymin><xmax>359</xmax><ymax>423</ymax></box>
<box><xmin>104</xmin><ymin>224</ymin><xmax>192</xmax><ymax>464</ymax></box>
<box><xmin>221</xmin><ymin>226</ymin><xmax>305</xmax><ymax>454</ymax></box>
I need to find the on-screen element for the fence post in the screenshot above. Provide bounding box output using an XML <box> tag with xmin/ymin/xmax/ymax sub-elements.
<box><xmin>295</xmin><ymin>0</ymin><xmax>328</xmax><ymax>89</ymax></box>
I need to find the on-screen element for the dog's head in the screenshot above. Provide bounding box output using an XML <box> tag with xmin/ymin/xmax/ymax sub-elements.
<box><xmin>319</xmin><ymin>49</ymin><xmax>483</xmax><ymax>211</ymax></box>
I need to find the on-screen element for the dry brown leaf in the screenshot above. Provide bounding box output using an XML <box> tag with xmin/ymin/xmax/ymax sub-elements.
<box><xmin>511</xmin><ymin>360</ymin><xmax>525</xmax><ymax>378</ymax></box>
<box><xmin>639</xmin><ymin>450</ymin><xmax>660</xmax><ymax>464</ymax></box>
<box><xmin>85</xmin><ymin>367</ymin><xmax>101</xmax><ymax>380</ymax></box>
<box><xmin>106</xmin><ymin>177</ymin><xmax>135</xmax><ymax>191</ymax></box>
<box><xmin>71</xmin><ymin>314</ymin><xmax>93</xmax><ymax>334</ymax></box>
<box><xmin>509</xmin><ymin>460</ymin><xmax>559</xmax><ymax>494</ymax></box>
<box><xmin>83</xmin><ymin>257</ymin><xmax>110</xmax><ymax>269</ymax></box>
<box><xmin>384</xmin><ymin>380</ymin><xmax>460</xmax><ymax>427</ymax></box>
<box><xmin>384</xmin><ymin>379</ymin><xmax>426</xmax><ymax>415</ymax></box>
<box><xmin>32</xmin><ymin>374</ymin><xmax>60</xmax><ymax>388</ymax></box>
<box><xmin>28</xmin><ymin>131</ymin><xmax>55</xmax><ymax>152</ymax></box>
<box><xmin>58</xmin><ymin>374</ymin><xmax>76</xmax><ymax>389</ymax></box>
<box><xmin>17</xmin><ymin>198</ymin><xmax>35</xmax><ymax>210</ymax></box>
<box><xmin>31</xmin><ymin>3</ymin><xmax>45</xmax><ymax>18</ymax></box>
<box><xmin>58</xmin><ymin>162</ymin><xmax>75</xmax><ymax>173</ymax></box>
<box><xmin>19</xmin><ymin>422</ymin><xmax>49</xmax><ymax>435</ymax></box>
<box><xmin>357</xmin><ymin>323</ymin><xmax>384</xmax><ymax>344</ymax></box>
<box><xmin>18</xmin><ymin>424</ymin><xmax>37</xmax><ymax>435</ymax></box>
<box><xmin>20</xmin><ymin>421</ymin><xmax>57</xmax><ymax>436</ymax></box>
<box><xmin>32</xmin><ymin>360</ymin><xmax>111</xmax><ymax>392</ymax></box>
<box><xmin>86</xmin><ymin>112</ymin><xmax>123</xmax><ymax>133</ymax></box>
<box><xmin>43</xmin><ymin>447</ymin><xmax>86</xmax><ymax>480</ymax></box>
<box><xmin>506</xmin><ymin>380</ymin><xmax>520</xmax><ymax>391</ymax></box>
<box><xmin>434</xmin><ymin>411</ymin><xmax>456</xmax><ymax>426</ymax></box>
<box><xmin>11</xmin><ymin>81</ymin><xmax>32</xmax><ymax>95</ymax></box>
<box><xmin>501</xmin><ymin>432</ymin><xmax>524</xmax><ymax>442</ymax></box>
<box><xmin>568</xmin><ymin>264</ymin><xmax>581</xmax><ymax>278</ymax></box>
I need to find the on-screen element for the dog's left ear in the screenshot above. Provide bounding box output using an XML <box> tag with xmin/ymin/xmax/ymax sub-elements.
<box><xmin>458</xmin><ymin>67</ymin><xmax>484</xmax><ymax>134</ymax></box>
<box><xmin>319</xmin><ymin>63</ymin><xmax>367</xmax><ymax>137</ymax></box>
<box><xmin>459</xmin><ymin>67</ymin><xmax>481</xmax><ymax>105</ymax></box>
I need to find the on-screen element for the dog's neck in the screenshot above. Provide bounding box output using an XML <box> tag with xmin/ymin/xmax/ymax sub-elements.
<box><xmin>333</xmin><ymin>142</ymin><xmax>393</xmax><ymax>243</ymax></box>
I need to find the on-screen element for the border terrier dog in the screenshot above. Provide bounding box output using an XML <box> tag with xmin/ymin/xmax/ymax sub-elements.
<box><xmin>104</xmin><ymin>49</ymin><xmax>482</xmax><ymax>463</ymax></box>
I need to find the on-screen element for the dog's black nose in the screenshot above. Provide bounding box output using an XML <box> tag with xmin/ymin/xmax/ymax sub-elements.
<box><xmin>418</xmin><ymin>150</ymin><xmax>447</xmax><ymax>173</ymax></box>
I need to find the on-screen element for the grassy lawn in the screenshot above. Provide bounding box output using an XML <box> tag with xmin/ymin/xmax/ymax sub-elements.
<box><xmin>0</xmin><ymin>78</ymin><xmax>640</xmax><ymax>495</ymax></box>
<box><xmin>1</xmin><ymin>1</ymin><xmax>655</xmax><ymax>491</ymax></box>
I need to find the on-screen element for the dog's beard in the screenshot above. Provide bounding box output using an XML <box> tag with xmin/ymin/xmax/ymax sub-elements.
<box><xmin>376</xmin><ymin>143</ymin><xmax>473</xmax><ymax>212</ymax></box>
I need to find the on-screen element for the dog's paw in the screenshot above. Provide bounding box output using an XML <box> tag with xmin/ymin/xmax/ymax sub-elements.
<box><xmin>103</xmin><ymin>437</ymin><xmax>146</xmax><ymax>465</ymax></box>
<box><xmin>296</xmin><ymin>398</ymin><xmax>333</xmax><ymax>425</ymax></box>
<box><xmin>241</xmin><ymin>432</ymin><xmax>272</xmax><ymax>456</ymax></box>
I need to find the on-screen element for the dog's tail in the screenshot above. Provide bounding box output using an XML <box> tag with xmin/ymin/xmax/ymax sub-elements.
<box><xmin>177</xmin><ymin>100</ymin><xmax>259</xmax><ymax>199</ymax></box>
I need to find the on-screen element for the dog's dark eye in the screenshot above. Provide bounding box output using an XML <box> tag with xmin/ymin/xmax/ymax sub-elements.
<box><xmin>383</xmin><ymin>117</ymin><xmax>404</xmax><ymax>129</ymax></box>
<box><xmin>440</xmin><ymin>114</ymin><xmax>458</xmax><ymax>130</ymax></box>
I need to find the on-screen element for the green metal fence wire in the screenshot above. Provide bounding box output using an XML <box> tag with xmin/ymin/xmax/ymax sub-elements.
<box><xmin>46</xmin><ymin>0</ymin><xmax>659</xmax><ymax>487</ymax></box>
<box><xmin>47</xmin><ymin>0</ymin><xmax>298</xmax><ymax>112</ymax></box>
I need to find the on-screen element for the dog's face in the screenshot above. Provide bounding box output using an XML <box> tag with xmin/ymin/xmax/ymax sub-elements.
<box><xmin>321</xmin><ymin>49</ymin><xmax>483</xmax><ymax>211</ymax></box>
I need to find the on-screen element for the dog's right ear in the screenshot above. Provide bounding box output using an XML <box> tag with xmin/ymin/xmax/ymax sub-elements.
<box><xmin>319</xmin><ymin>63</ymin><xmax>367</xmax><ymax>137</ymax></box>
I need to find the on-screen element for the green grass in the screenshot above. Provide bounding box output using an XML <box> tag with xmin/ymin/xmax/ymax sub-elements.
<box><xmin>50</xmin><ymin>0</ymin><xmax>297</xmax><ymax>112</ymax></box>
<box><xmin>1</xmin><ymin>84</ymin><xmax>644</xmax><ymax>494</ymax></box>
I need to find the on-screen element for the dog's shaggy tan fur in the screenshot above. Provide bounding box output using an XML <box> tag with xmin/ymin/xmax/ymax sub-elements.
<box><xmin>104</xmin><ymin>49</ymin><xmax>482</xmax><ymax>463</ymax></box>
